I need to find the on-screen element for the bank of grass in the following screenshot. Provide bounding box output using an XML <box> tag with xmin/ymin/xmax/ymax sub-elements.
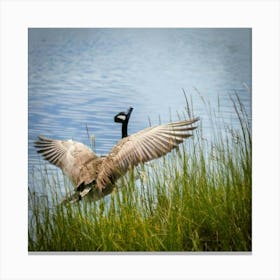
<box><xmin>28</xmin><ymin>94</ymin><xmax>251</xmax><ymax>252</ymax></box>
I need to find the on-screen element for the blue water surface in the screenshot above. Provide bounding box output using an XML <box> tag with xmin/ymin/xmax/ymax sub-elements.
<box><xmin>28</xmin><ymin>28</ymin><xmax>251</xmax><ymax>189</ymax></box>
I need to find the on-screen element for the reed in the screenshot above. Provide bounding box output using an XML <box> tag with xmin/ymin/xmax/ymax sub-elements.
<box><xmin>28</xmin><ymin>93</ymin><xmax>251</xmax><ymax>252</ymax></box>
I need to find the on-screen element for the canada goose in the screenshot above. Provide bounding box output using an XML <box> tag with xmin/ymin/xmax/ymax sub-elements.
<box><xmin>34</xmin><ymin>108</ymin><xmax>199</xmax><ymax>202</ymax></box>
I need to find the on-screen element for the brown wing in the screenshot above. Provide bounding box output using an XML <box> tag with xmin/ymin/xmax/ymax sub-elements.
<box><xmin>96</xmin><ymin>117</ymin><xmax>199</xmax><ymax>191</ymax></box>
<box><xmin>34</xmin><ymin>136</ymin><xmax>101</xmax><ymax>189</ymax></box>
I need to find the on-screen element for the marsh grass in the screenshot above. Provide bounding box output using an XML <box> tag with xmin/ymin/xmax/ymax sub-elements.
<box><xmin>28</xmin><ymin>94</ymin><xmax>251</xmax><ymax>252</ymax></box>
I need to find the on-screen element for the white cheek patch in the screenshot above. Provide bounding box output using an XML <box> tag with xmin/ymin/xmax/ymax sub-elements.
<box><xmin>118</xmin><ymin>115</ymin><xmax>126</xmax><ymax>121</ymax></box>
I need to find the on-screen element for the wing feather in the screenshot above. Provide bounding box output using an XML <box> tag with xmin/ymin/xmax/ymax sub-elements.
<box><xmin>96</xmin><ymin>117</ymin><xmax>199</xmax><ymax>190</ymax></box>
<box><xmin>34</xmin><ymin>136</ymin><xmax>100</xmax><ymax>188</ymax></box>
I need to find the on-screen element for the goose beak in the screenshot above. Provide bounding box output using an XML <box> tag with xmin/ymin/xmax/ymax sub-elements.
<box><xmin>127</xmin><ymin>107</ymin><xmax>133</xmax><ymax>119</ymax></box>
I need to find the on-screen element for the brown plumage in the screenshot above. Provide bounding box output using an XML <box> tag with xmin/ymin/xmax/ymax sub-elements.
<box><xmin>34</xmin><ymin>117</ymin><xmax>199</xmax><ymax>201</ymax></box>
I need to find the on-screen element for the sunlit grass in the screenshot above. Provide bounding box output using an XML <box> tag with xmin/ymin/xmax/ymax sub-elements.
<box><xmin>28</xmin><ymin>93</ymin><xmax>251</xmax><ymax>252</ymax></box>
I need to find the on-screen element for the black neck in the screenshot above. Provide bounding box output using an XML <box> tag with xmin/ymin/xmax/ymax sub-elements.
<box><xmin>122</xmin><ymin>121</ymin><xmax>128</xmax><ymax>138</ymax></box>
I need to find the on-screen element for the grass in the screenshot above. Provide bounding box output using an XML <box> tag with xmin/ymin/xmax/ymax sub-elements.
<box><xmin>28</xmin><ymin>93</ymin><xmax>251</xmax><ymax>252</ymax></box>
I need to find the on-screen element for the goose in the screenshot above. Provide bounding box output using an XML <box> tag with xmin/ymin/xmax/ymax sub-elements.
<box><xmin>34</xmin><ymin>108</ymin><xmax>199</xmax><ymax>202</ymax></box>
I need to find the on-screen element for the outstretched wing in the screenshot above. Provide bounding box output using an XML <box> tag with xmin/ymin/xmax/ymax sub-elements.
<box><xmin>34</xmin><ymin>136</ymin><xmax>101</xmax><ymax>189</ymax></box>
<box><xmin>96</xmin><ymin>117</ymin><xmax>199</xmax><ymax>190</ymax></box>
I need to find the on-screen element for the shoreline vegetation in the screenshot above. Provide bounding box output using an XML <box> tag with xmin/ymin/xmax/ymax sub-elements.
<box><xmin>28</xmin><ymin>93</ymin><xmax>251</xmax><ymax>252</ymax></box>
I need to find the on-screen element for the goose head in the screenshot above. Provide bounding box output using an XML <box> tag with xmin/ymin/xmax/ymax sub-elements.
<box><xmin>114</xmin><ymin>107</ymin><xmax>133</xmax><ymax>138</ymax></box>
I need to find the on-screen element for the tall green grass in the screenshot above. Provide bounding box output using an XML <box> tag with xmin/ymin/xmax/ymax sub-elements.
<box><xmin>28</xmin><ymin>94</ymin><xmax>251</xmax><ymax>252</ymax></box>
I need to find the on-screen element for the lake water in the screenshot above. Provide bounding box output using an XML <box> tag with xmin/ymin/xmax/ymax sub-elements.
<box><xmin>28</xmin><ymin>28</ymin><xmax>251</xmax><ymax>191</ymax></box>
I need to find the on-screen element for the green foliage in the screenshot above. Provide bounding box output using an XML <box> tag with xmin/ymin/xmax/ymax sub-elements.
<box><xmin>28</xmin><ymin>93</ymin><xmax>251</xmax><ymax>252</ymax></box>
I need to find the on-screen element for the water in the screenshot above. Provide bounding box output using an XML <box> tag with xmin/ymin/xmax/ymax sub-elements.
<box><xmin>28</xmin><ymin>28</ymin><xmax>251</xmax><ymax>190</ymax></box>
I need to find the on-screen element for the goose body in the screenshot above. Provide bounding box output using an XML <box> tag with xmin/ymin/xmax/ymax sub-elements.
<box><xmin>35</xmin><ymin>108</ymin><xmax>199</xmax><ymax>201</ymax></box>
